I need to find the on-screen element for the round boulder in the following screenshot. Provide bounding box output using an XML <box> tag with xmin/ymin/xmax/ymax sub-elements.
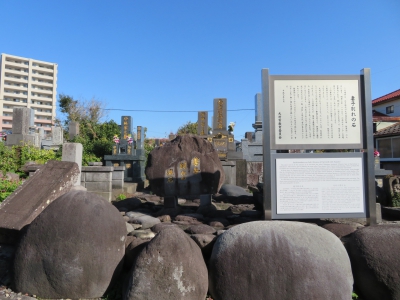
<box><xmin>209</xmin><ymin>221</ymin><xmax>353</xmax><ymax>300</ymax></box>
<box><xmin>13</xmin><ymin>191</ymin><xmax>126</xmax><ymax>299</ymax></box>
<box><xmin>347</xmin><ymin>224</ymin><xmax>400</xmax><ymax>300</ymax></box>
<box><xmin>145</xmin><ymin>135</ymin><xmax>225</xmax><ymax>197</ymax></box>
<box><xmin>124</xmin><ymin>226</ymin><xmax>208</xmax><ymax>300</ymax></box>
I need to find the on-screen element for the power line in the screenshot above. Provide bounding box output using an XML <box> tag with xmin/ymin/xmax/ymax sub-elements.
<box><xmin>103</xmin><ymin>108</ymin><xmax>254</xmax><ymax>112</ymax></box>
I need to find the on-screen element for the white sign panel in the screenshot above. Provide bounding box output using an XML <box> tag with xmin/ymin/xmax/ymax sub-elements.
<box><xmin>276</xmin><ymin>157</ymin><xmax>364</xmax><ymax>214</ymax></box>
<box><xmin>274</xmin><ymin>80</ymin><xmax>361</xmax><ymax>145</ymax></box>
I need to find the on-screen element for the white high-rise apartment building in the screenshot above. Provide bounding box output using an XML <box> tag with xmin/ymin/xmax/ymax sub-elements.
<box><xmin>0</xmin><ymin>53</ymin><xmax>58</xmax><ymax>133</ymax></box>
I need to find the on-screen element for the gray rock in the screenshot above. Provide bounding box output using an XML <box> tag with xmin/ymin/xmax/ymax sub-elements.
<box><xmin>13</xmin><ymin>191</ymin><xmax>126</xmax><ymax>299</ymax></box>
<box><xmin>190</xmin><ymin>234</ymin><xmax>217</xmax><ymax>249</ymax></box>
<box><xmin>124</xmin><ymin>226</ymin><xmax>208</xmax><ymax>300</ymax></box>
<box><xmin>145</xmin><ymin>135</ymin><xmax>225</xmax><ymax>197</ymax></box>
<box><xmin>219</xmin><ymin>184</ymin><xmax>252</xmax><ymax>197</ymax></box>
<box><xmin>185</xmin><ymin>224</ymin><xmax>216</xmax><ymax>235</ymax></box>
<box><xmin>347</xmin><ymin>225</ymin><xmax>400</xmax><ymax>300</ymax></box>
<box><xmin>322</xmin><ymin>223</ymin><xmax>357</xmax><ymax>238</ymax></box>
<box><xmin>209</xmin><ymin>221</ymin><xmax>353</xmax><ymax>300</ymax></box>
<box><xmin>151</xmin><ymin>222</ymin><xmax>180</xmax><ymax>234</ymax></box>
<box><xmin>127</xmin><ymin>212</ymin><xmax>160</xmax><ymax>229</ymax></box>
<box><xmin>125</xmin><ymin>238</ymin><xmax>149</xmax><ymax>268</ymax></box>
<box><xmin>126</xmin><ymin>222</ymin><xmax>135</xmax><ymax>234</ymax></box>
<box><xmin>130</xmin><ymin>230</ymin><xmax>155</xmax><ymax>239</ymax></box>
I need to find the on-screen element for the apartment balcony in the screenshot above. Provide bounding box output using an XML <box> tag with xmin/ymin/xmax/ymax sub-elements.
<box><xmin>31</xmin><ymin>72</ymin><xmax>54</xmax><ymax>80</ymax></box>
<box><xmin>1</xmin><ymin>123</ymin><xmax>12</xmax><ymax>129</ymax></box>
<box><xmin>30</xmin><ymin>101</ymin><xmax>53</xmax><ymax>108</ymax></box>
<box><xmin>31</xmin><ymin>77</ymin><xmax>53</xmax><ymax>86</ymax></box>
<box><xmin>32</xmin><ymin>65</ymin><xmax>54</xmax><ymax>74</ymax></box>
<box><xmin>34</xmin><ymin>118</ymin><xmax>52</xmax><ymax>124</ymax></box>
<box><xmin>33</xmin><ymin>110</ymin><xmax>52</xmax><ymax>117</ymax></box>
<box><xmin>4</xmin><ymin>65</ymin><xmax>29</xmax><ymax>74</ymax></box>
<box><xmin>1</xmin><ymin>116</ymin><xmax>12</xmax><ymax>121</ymax></box>
<box><xmin>31</xmin><ymin>87</ymin><xmax>53</xmax><ymax>95</ymax></box>
<box><xmin>4</xmin><ymin>73</ymin><xmax>28</xmax><ymax>83</ymax></box>
<box><xmin>4</xmin><ymin>81</ymin><xmax>28</xmax><ymax>89</ymax></box>
<box><xmin>4</xmin><ymin>60</ymin><xmax>29</xmax><ymax>68</ymax></box>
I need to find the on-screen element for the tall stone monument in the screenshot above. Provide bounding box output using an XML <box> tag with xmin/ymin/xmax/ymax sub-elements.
<box><xmin>104</xmin><ymin>116</ymin><xmax>146</xmax><ymax>183</ymax></box>
<box><xmin>242</xmin><ymin>93</ymin><xmax>263</xmax><ymax>162</ymax></box>
<box><xmin>208</xmin><ymin>98</ymin><xmax>239</xmax><ymax>160</ymax></box>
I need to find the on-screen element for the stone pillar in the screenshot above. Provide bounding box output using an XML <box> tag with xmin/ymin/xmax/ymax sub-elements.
<box><xmin>197</xmin><ymin>111</ymin><xmax>208</xmax><ymax>136</ymax></box>
<box><xmin>68</xmin><ymin>122</ymin><xmax>80</xmax><ymax>140</ymax></box>
<box><xmin>62</xmin><ymin>143</ymin><xmax>83</xmax><ymax>188</ymax></box>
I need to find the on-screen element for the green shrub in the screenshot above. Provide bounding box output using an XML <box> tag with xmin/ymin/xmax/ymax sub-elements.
<box><xmin>116</xmin><ymin>193</ymin><xmax>127</xmax><ymax>201</ymax></box>
<box><xmin>391</xmin><ymin>192</ymin><xmax>400</xmax><ymax>207</ymax></box>
<box><xmin>0</xmin><ymin>178</ymin><xmax>23</xmax><ymax>202</ymax></box>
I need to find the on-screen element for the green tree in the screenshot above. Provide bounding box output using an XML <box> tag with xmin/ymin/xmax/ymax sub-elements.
<box><xmin>57</xmin><ymin>94</ymin><xmax>120</xmax><ymax>165</ymax></box>
<box><xmin>176</xmin><ymin>121</ymin><xmax>211</xmax><ymax>135</ymax></box>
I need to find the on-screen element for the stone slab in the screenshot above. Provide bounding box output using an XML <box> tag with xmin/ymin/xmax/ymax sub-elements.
<box><xmin>84</xmin><ymin>172</ymin><xmax>112</xmax><ymax>182</ymax></box>
<box><xmin>6</xmin><ymin>134</ymin><xmax>36</xmax><ymax>146</ymax></box>
<box><xmin>85</xmin><ymin>181</ymin><xmax>112</xmax><ymax>193</ymax></box>
<box><xmin>0</xmin><ymin>160</ymin><xmax>80</xmax><ymax>244</ymax></box>
<box><xmin>81</xmin><ymin>166</ymin><xmax>113</xmax><ymax>172</ymax></box>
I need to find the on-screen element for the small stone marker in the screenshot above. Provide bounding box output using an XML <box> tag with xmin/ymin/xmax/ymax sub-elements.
<box><xmin>197</xmin><ymin>111</ymin><xmax>209</xmax><ymax>136</ymax></box>
<box><xmin>68</xmin><ymin>122</ymin><xmax>80</xmax><ymax>139</ymax></box>
<box><xmin>62</xmin><ymin>143</ymin><xmax>83</xmax><ymax>187</ymax></box>
<box><xmin>0</xmin><ymin>160</ymin><xmax>80</xmax><ymax>244</ymax></box>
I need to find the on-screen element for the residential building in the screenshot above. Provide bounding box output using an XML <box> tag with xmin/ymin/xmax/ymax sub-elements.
<box><xmin>372</xmin><ymin>89</ymin><xmax>400</xmax><ymax>174</ymax></box>
<box><xmin>0</xmin><ymin>53</ymin><xmax>58</xmax><ymax>133</ymax></box>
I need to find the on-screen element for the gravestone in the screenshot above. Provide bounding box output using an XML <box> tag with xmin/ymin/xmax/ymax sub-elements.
<box><xmin>197</xmin><ymin>111</ymin><xmax>209</xmax><ymax>136</ymax></box>
<box><xmin>242</xmin><ymin>93</ymin><xmax>263</xmax><ymax>162</ymax></box>
<box><xmin>104</xmin><ymin>116</ymin><xmax>146</xmax><ymax>183</ymax></box>
<box><xmin>6</xmin><ymin>107</ymin><xmax>36</xmax><ymax>146</ymax></box>
<box><xmin>62</xmin><ymin>143</ymin><xmax>83</xmax><ymax>187</ymax></box>
<box><xmin>146</xmin><ymin>135</ymin><xmax>225</xmax><ymax>208</ymax></box>
<box><xmin>68</xmin><ymin>122</ymin><xmax>79</xmax><ymax>139</ymax></box>
<box><xmin>207</xmin><ymin>98</ymin><xmax>238</xmax><ymax>160</ymax></box>
<box><xmin>41</xmin><ymin>126</ymin><xmax>63</xmax><ymax>150</ymax></box>
<box><xmin>0</xmin><ymin>160</ymin><xmax>80</xmax><ymax>244</ymax></box>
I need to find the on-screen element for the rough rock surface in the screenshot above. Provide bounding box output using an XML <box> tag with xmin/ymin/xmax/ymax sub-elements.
<box><xmin>145</xmin><ymin>135</ymin><xmax>225</xmax><ymax>197</ymax></box>
<box><xmin>208</xmin><ymin>221</ymin><xmax>353</xmax><ymax>300</ymax></box>
<box><xmin>13</xmin><ymin>191</ymin><xmax>126</xmax><ymax>299</ymax></box>
<box><xmin>347</xmin><ymin>225</ymin><xmax>400</xmax><ymax>300</ymax></box>
<box><xmin>124</xmin><ymin>226</ymin><xmax>208</xmax><ymax>300</ymax></box>
<box><xmin>322</xmin><ymin>223</ymin><xmax>357</xmax><ymax>238</ymax></box>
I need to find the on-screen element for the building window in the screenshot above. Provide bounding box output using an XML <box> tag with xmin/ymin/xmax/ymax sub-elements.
<box><xmin>377</xmin><ymin>137</ymin><xmax>400</xmax><ymax>159</ymax></box>
<box><xmin>386</xmin><ymin>105</ymin><xmax>394</xmax><ymax>114</ymax></box>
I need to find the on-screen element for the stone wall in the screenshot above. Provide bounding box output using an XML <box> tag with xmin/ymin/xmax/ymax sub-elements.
<box><xmin>81</xmin><ymin>166</ymin><xmax>113</xmax><ymax>201</ymax></box>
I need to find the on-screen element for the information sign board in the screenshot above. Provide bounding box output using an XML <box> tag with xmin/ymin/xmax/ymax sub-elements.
<box><xmin>270</xmin><ymin>76</ymin><xmax>363</xmax><ymax>150</ymax></box>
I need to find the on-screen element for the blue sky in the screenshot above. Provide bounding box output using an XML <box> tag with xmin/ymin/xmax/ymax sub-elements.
<box><xmin>1</xmin><ymin>0</ymin><xmax>399</xmax><ymax>138</ymax></box>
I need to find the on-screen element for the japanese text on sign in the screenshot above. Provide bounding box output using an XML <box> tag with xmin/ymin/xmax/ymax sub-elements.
<box><xmin>274</xmin><ymin>80</ymin><xmax>361</xmax><ymax>145</ymax></box>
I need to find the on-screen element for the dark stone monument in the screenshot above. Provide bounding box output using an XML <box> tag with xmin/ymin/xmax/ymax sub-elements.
<box><xmin>104</xmin><ymin>116</ymin><xmax>145</xmax><ymax>183</ymax></box>
<box><xmin>197</xmin><ymin>111</ymin><xmax>209</xmax><ymax>136</ymax></box>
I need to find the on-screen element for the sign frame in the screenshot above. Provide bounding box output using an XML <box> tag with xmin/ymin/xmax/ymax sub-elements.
<box><xmin>262</xmin><ymin>68</ymin><xmax>376</xmax><ymax>225</ymax></box>
<box><xmin>269</xmin><ymin>75</ymin><xmax>363</xmax><ymax>150</ymax></box>
<box><xmin>271</xmin><ymin>152</ymin><xmax>366</xmax><ymax>219</ymax></box>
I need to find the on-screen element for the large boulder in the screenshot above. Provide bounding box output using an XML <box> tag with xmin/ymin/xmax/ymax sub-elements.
<box><xmin>346</xmin><ymin>225</ymin><xmax>400</xmax><ymax>300</ymax></box>
<box><xmin>145</xmin><ymin>135</ymin><xmax>225</xmax><ymax>197</ymax></box>
<box><xmin>209</xmin><ymin>221</ymin><xmax>353</xmax><ymax>300</ymax></box>
<box><xmin>13</xmin><ymin>191</ymin><xmax>126</xmax><ymax>299</ymax></box>
<box><xmin>123</xmin><ymin>226</ymin><xmax>208</xmax><ymax>300</ymax></box>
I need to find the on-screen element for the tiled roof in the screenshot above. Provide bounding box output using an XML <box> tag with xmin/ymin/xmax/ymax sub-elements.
<box><xmin>374</xmin><ymin>122</ymin><xmax>400</xmax><ymax>137</ymax></box>
<box><xmin>373</xmin><ymin>110</ymin><xmax>400</xmax><ymax>122</ymax></box>
<box><xmin>372</xmin><ymin>89</ymin><xmax>400</xmax><ymax>106</ymax></box>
